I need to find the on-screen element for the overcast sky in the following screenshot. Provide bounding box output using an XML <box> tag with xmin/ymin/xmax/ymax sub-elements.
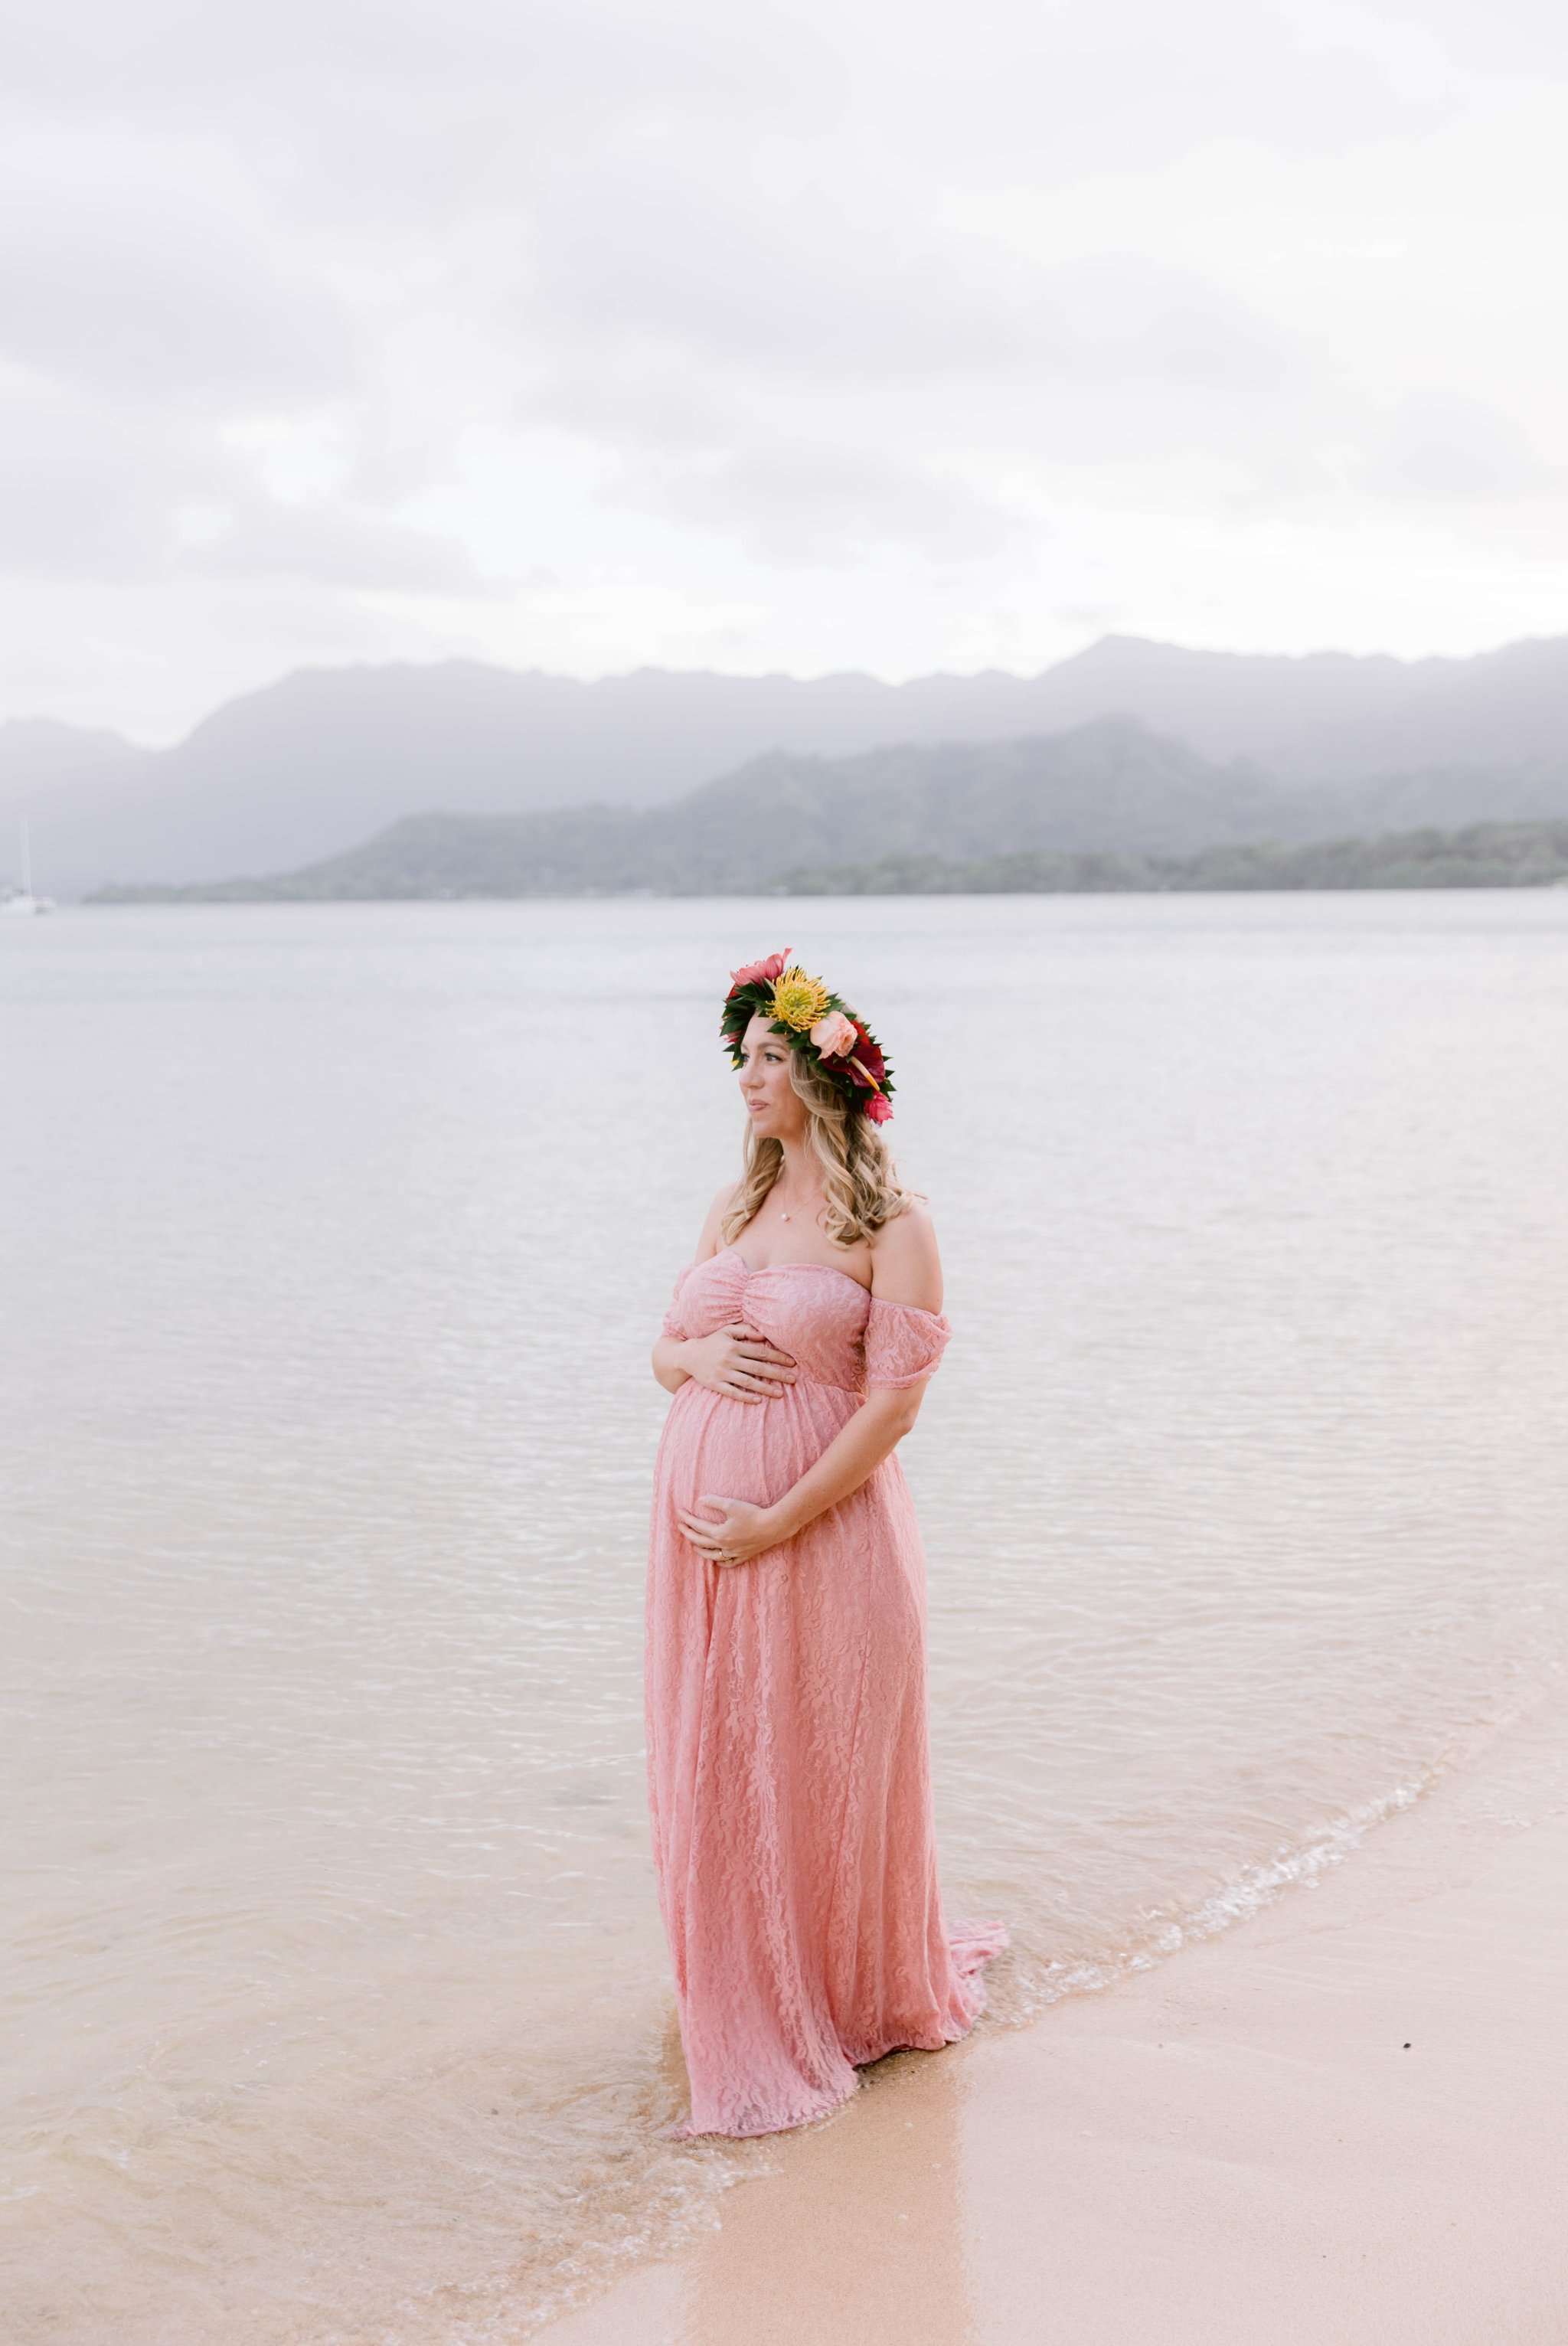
<box><xmin>2</xmin><ymin>0</ymin><xmax>1566</xmax><ymax>740</ymax></box>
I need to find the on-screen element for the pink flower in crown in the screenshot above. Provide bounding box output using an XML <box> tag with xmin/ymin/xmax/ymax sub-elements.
<box><xmin>728</xmin><ymin>947</ymin><xmax>792</xmax><ymax>992</ymax></box>
<box><xmin>863</xmin><ymin>1091</ymin><xmax>893</xmax><ymax>1124</ymax></box>
<box><xmin>809</xmin><ymin>1008</ymin><xmax>858</xmax><ymax>1059</ymax></box>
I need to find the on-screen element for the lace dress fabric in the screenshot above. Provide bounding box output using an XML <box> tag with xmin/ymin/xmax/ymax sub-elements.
<box><xmin>647</xmin><ymin>1246</ymin><xmax>1007</xmax><ymax>2139</ymax></box>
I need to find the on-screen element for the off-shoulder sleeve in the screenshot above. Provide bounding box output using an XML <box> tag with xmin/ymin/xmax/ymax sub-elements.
<box><xmin>864</xmin><ymin>1298</ymin><xmax>952</xmax><ymax>1388</ymax></box>
<box><xmin>661</xmin><ymin>1265</ymin><xmax>693</xmax><ymax>1339</ymax></box>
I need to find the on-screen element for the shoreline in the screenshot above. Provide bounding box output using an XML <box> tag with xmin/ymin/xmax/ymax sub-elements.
<box><xmin>540</xmin><ymin>1687</ymin><xmax>1568</xmax><ymax>2344</ymax></box>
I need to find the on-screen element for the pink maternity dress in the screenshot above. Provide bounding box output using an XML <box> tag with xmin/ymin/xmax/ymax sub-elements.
<box><xmin>647</xmin><ymin>1244</ymin><xmax>1006</xmax><ymax>2139</ymax></box>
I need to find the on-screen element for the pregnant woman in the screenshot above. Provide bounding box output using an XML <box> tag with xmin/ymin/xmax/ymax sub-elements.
<box><xmin>648</xmin><ymin>949</ymin><xmax>1005</xmax><ymax>2139</ymax></box>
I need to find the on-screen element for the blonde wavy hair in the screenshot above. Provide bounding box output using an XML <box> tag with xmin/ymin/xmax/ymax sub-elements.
<box><xmin>719</xmin><ymin>1042</ymin><xmax>913</xmax><ymax>1250</ymax></box>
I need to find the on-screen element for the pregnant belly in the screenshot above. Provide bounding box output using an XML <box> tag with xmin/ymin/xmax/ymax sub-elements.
<box><xmin>661</xmin><ymin>1378</ymin><xmax>861</xmax><ymax>1510</ymax></box>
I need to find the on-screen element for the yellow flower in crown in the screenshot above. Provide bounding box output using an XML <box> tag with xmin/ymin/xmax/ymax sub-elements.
<box><xmin>766</xmin><ymin>965</ymin><xmax>834</xmax><ymax>1032</ymax></box>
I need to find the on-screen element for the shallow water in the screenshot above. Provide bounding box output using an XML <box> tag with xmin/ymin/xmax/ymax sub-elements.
<box><xmin>3</xmin><ymin>894</ymin><xmax>1567</xmax><ymax>2339</ymax></box>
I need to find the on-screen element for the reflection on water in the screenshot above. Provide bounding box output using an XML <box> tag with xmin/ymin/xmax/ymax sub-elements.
<box><xmin>2</xmin><ymin>894</ymin><xmax>1566</xmax><ymax>2338</ymax></box>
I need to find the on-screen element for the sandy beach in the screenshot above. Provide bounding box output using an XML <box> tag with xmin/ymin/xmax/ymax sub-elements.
<box><xmin>541</xmin><ymin>1689</ymin><xmax>1568</xmax><ymax>2346</ymax></box>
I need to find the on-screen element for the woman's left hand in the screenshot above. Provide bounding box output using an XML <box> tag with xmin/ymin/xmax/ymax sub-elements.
<box><xmin>678</xmin><ymin>1494</ymin><xmax>780</xmax><ymax>1568</ymax></box>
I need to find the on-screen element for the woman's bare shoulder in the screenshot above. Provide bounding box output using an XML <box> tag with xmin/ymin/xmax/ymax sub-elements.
<box><xmin>692</xmin><ymin>1181</ymin><xmax>743</xmax><ymax>1263</ymax></box>
<box><xmin>867</xmin><ymin>1198</ymin><xmax>942</xmax><ymax>1311</ymax></box>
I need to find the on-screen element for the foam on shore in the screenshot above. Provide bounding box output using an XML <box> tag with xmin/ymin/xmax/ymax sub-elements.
<box><xmin>540</xmin><ymin>1688</ymin><xmax>1568</xmax><ymax>2345</ymax></box>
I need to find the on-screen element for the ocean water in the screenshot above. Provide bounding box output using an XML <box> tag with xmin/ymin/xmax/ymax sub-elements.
<box><xmin>3</xmin><ymin>893</ymin><xmax>1567</xmax><ymax>2341</ymax></box>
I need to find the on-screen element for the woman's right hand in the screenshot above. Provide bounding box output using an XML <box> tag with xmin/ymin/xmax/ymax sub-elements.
<box><xmin>679</xmin><ymin>1322</ymin><xmax>798</xmax><ymax>1403</ymax></box>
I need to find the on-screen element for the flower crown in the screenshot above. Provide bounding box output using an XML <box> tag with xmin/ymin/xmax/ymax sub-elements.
<box><xmin>720</xmin><ymin>949</ymin><xmax>894</xmax><ymax>1124</ymax></box>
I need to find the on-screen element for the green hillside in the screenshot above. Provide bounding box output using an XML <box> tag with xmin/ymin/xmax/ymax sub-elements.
<box><xmin>88</xmin><ymin>719</ymin><xmax>1298</xmax><ymax>900</ymax></box>
<box><xmin>89</xmin><ymin>717</ymin><xmax>1568</xmax><ymax>903</ymax></box>
<box><xmin>779</xmin><ymin>823</ymin><xmax>1568</xmax><ymax>894</ymax></box>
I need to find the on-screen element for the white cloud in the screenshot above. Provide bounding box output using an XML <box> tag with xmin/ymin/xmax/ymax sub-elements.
<box><xmin>0</xmin><ymin>371</ymin><xmax>178</xmax><ymax>577</ymax></box>
<box><xmin>618</xmin><ymin>437</ymin><xmax>1026</xmax><ymax>564</ymax></box>
<box><xmin>1</xmin><ymin>0</ymin><xmax>1567</xmax><ymax>736</ymax></box>
<box><xmin>0</xmin><ymin>125</ymin><xmax>355</xmax><ymax>402</ymax></box>
<box><xmin>1362</xmin><ymin>394</ymin><xmax>1563</xmax><ymax>506</ymax></box>
<box><xmin>185</xmin><ymin>502</ymin><xmax>499</xmax><ymax>594</ymax></box>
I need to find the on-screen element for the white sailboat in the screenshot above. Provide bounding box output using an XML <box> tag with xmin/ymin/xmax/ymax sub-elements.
<box><xmin>2</xmin><ymin>818</ymin><xmax>54</xmax><ymax>917</ymax></box>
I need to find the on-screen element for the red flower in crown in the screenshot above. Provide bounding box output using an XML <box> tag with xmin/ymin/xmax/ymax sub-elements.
<box><xmin>843</xmin><ymin>1018</ymin><xmax>887</xmax><ymax>1093</ymax></box>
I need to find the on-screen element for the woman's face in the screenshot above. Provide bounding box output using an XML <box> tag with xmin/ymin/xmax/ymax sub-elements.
<box><xmin>739</xmin><ymin>1015</ymin><xmax>807</xmax><ymax>1142</ymax></box>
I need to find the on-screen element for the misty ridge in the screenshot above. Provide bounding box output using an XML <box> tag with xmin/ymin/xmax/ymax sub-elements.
<box><xmin>90</xmin><ymin>725</ymin><xmax>1568</xmax><ymax>902</ymax></box>
<box><xmin>14</xmin><ymin>631</ymin><xmax>1568</xmax><ymax>900</ymax></box>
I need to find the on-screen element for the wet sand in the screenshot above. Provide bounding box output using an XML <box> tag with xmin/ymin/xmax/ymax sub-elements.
<box><xmin>540</xmin><ymin>1694</ymin><xmax>1568</xmax><ymax>2345</ymax></box>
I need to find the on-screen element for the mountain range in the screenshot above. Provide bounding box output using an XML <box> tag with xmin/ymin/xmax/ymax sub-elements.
<box><xmin>93</xmin><ymin>718</ymin><xmax>1568</xmax><ymax>902</ymax></box>
<box><xmin>15</xmin><ymin>632</ymin><xmax>1568</xmax><ymax>897</ymax></box>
